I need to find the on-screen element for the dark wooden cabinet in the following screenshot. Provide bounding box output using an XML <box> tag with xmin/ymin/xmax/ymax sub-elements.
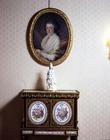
<box><xmin>20</xmin><ymin>90</ymin><xmax>79</xmax><ymax>140</ymax></box>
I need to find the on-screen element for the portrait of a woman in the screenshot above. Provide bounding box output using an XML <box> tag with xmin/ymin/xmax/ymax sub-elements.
<box><xmin>36</xmin><ymin>21</ymin><xmax>60</xmax><ymax>61</ymax></box>
<box><xmin>32</xmin><ymin>11</ymin><xmax>69</xmax><ymax>61</ymax></box>
<box><xmin>28</xmin><ymin>8</ymin><xmax>72</xmax><ymax>66</ymax></box>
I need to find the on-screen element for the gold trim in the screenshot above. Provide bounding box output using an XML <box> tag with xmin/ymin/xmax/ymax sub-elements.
<box><xmin>20</xmin><ymin>90</ymin><xmax>79</xmax><ymax>99</ymax></box>
<box><xmin>27</xmin><ymin>8</ymin><xmax>73</xmax><ymax>66</ymax></box>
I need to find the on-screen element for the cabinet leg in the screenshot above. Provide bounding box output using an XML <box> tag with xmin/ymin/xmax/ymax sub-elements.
<box><xmin>67</xmin><ymin>136</ymin><xmax>70</xmax><ymax>140</ymax></box>
<box><xmin>22</xmin><ymin>135</ymin><xmax>27</xmax><ymax>140</ymax></box>
<box><xmin>71</xmin><ymin>136</ymin><xmax>77</xmax><ymax>140</ymax></box>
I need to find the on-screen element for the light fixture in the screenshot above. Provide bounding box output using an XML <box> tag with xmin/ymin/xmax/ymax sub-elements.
<box><xmin>104</xmin><ymin>26</ymin><xmax>110</xmax><ymax>59</ymax></box>
<box><xmin>106</xmin><ymin>39</ymin><xmax>110</xmax><ymax>59</ymax></box>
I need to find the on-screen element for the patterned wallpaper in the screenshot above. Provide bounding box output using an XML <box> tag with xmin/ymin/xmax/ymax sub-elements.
<box><xmin>0</xmin><ymin>0</ymin><xmax>110</xmax><ymax>140</ymax></box>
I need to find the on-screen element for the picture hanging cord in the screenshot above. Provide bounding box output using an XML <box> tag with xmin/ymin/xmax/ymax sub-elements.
<box><xmin>48</xmin><ymin>0</ymin><xmax>50</xmax><ymax>8</ymax></box>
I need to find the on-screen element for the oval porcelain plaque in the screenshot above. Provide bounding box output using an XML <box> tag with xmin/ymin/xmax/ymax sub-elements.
<box><xmin>53</xmin><ymin>101</ymin><xmax>72</xmax><ymax>125</ymax></box>
<box><xmin>28</xmin><ymin>101</ymin><xmax>48</xmax><ymax>125</ymax></box>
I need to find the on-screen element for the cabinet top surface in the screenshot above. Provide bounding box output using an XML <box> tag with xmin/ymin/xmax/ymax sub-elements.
<box><xmin>20</xmin><ymin>89</ymin><xmax>79</xmax><ymax>98</ymax></box>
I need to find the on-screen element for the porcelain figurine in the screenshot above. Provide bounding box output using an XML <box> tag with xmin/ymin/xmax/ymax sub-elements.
<box><xmin>46</xmin><ymin>62</ymin><xmax>56</xmax><ymax>90</ymax></box>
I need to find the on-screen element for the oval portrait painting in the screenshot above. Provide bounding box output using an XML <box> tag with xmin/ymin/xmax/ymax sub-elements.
<box><xmin>27</xmin><ymin>8</ymin><xmax>73</xmax><ymax>66</ymax></box>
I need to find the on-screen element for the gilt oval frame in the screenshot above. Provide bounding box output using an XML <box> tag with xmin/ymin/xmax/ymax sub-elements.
<box><xmin>27</xmin><ymin>8</ymin><xmax>73</xmax><ymax>66</ymax></box>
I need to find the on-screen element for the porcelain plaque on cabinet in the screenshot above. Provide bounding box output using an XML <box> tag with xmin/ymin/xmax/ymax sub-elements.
<box><xmin>28</xmin><ymin>101</ymin><xmax>48</xmax><ymax>125</ymax></box>
<box><xmin>53</xmin><ymin>101</ymin><xmax>72</xmax><ymax>125</ymax></box>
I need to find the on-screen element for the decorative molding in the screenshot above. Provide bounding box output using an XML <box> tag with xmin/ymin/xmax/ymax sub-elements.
<box><xmin>34</xmin><ymin>131</ymin><xmax>65</xmax><ymax>135</ymax></box>
<box><xmin>22</xmin><ymin>130</ymin><xmax>33</xmax><ymax>135</ymax></box>
<box><xmin>20</xmin><ymin>90</ymin><xmax>79</xmax><ymax>99</ymax></box>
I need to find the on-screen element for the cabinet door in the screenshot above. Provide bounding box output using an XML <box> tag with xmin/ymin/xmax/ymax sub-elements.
<box><xmin>26</xmin><ymin>98</ymin><xmax>50</xmax><ymax>128</ymax></box>
<box><xmin>50</xmin><ymin>99</ymin><xmax>75</xmax><ymax>130</ymax></box>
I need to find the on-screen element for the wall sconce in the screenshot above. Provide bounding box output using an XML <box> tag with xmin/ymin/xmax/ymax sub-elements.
<box><xmin>107</xmin><ymin>39</ymin><xmax>110</xmax><ymax>59</ymax></box>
